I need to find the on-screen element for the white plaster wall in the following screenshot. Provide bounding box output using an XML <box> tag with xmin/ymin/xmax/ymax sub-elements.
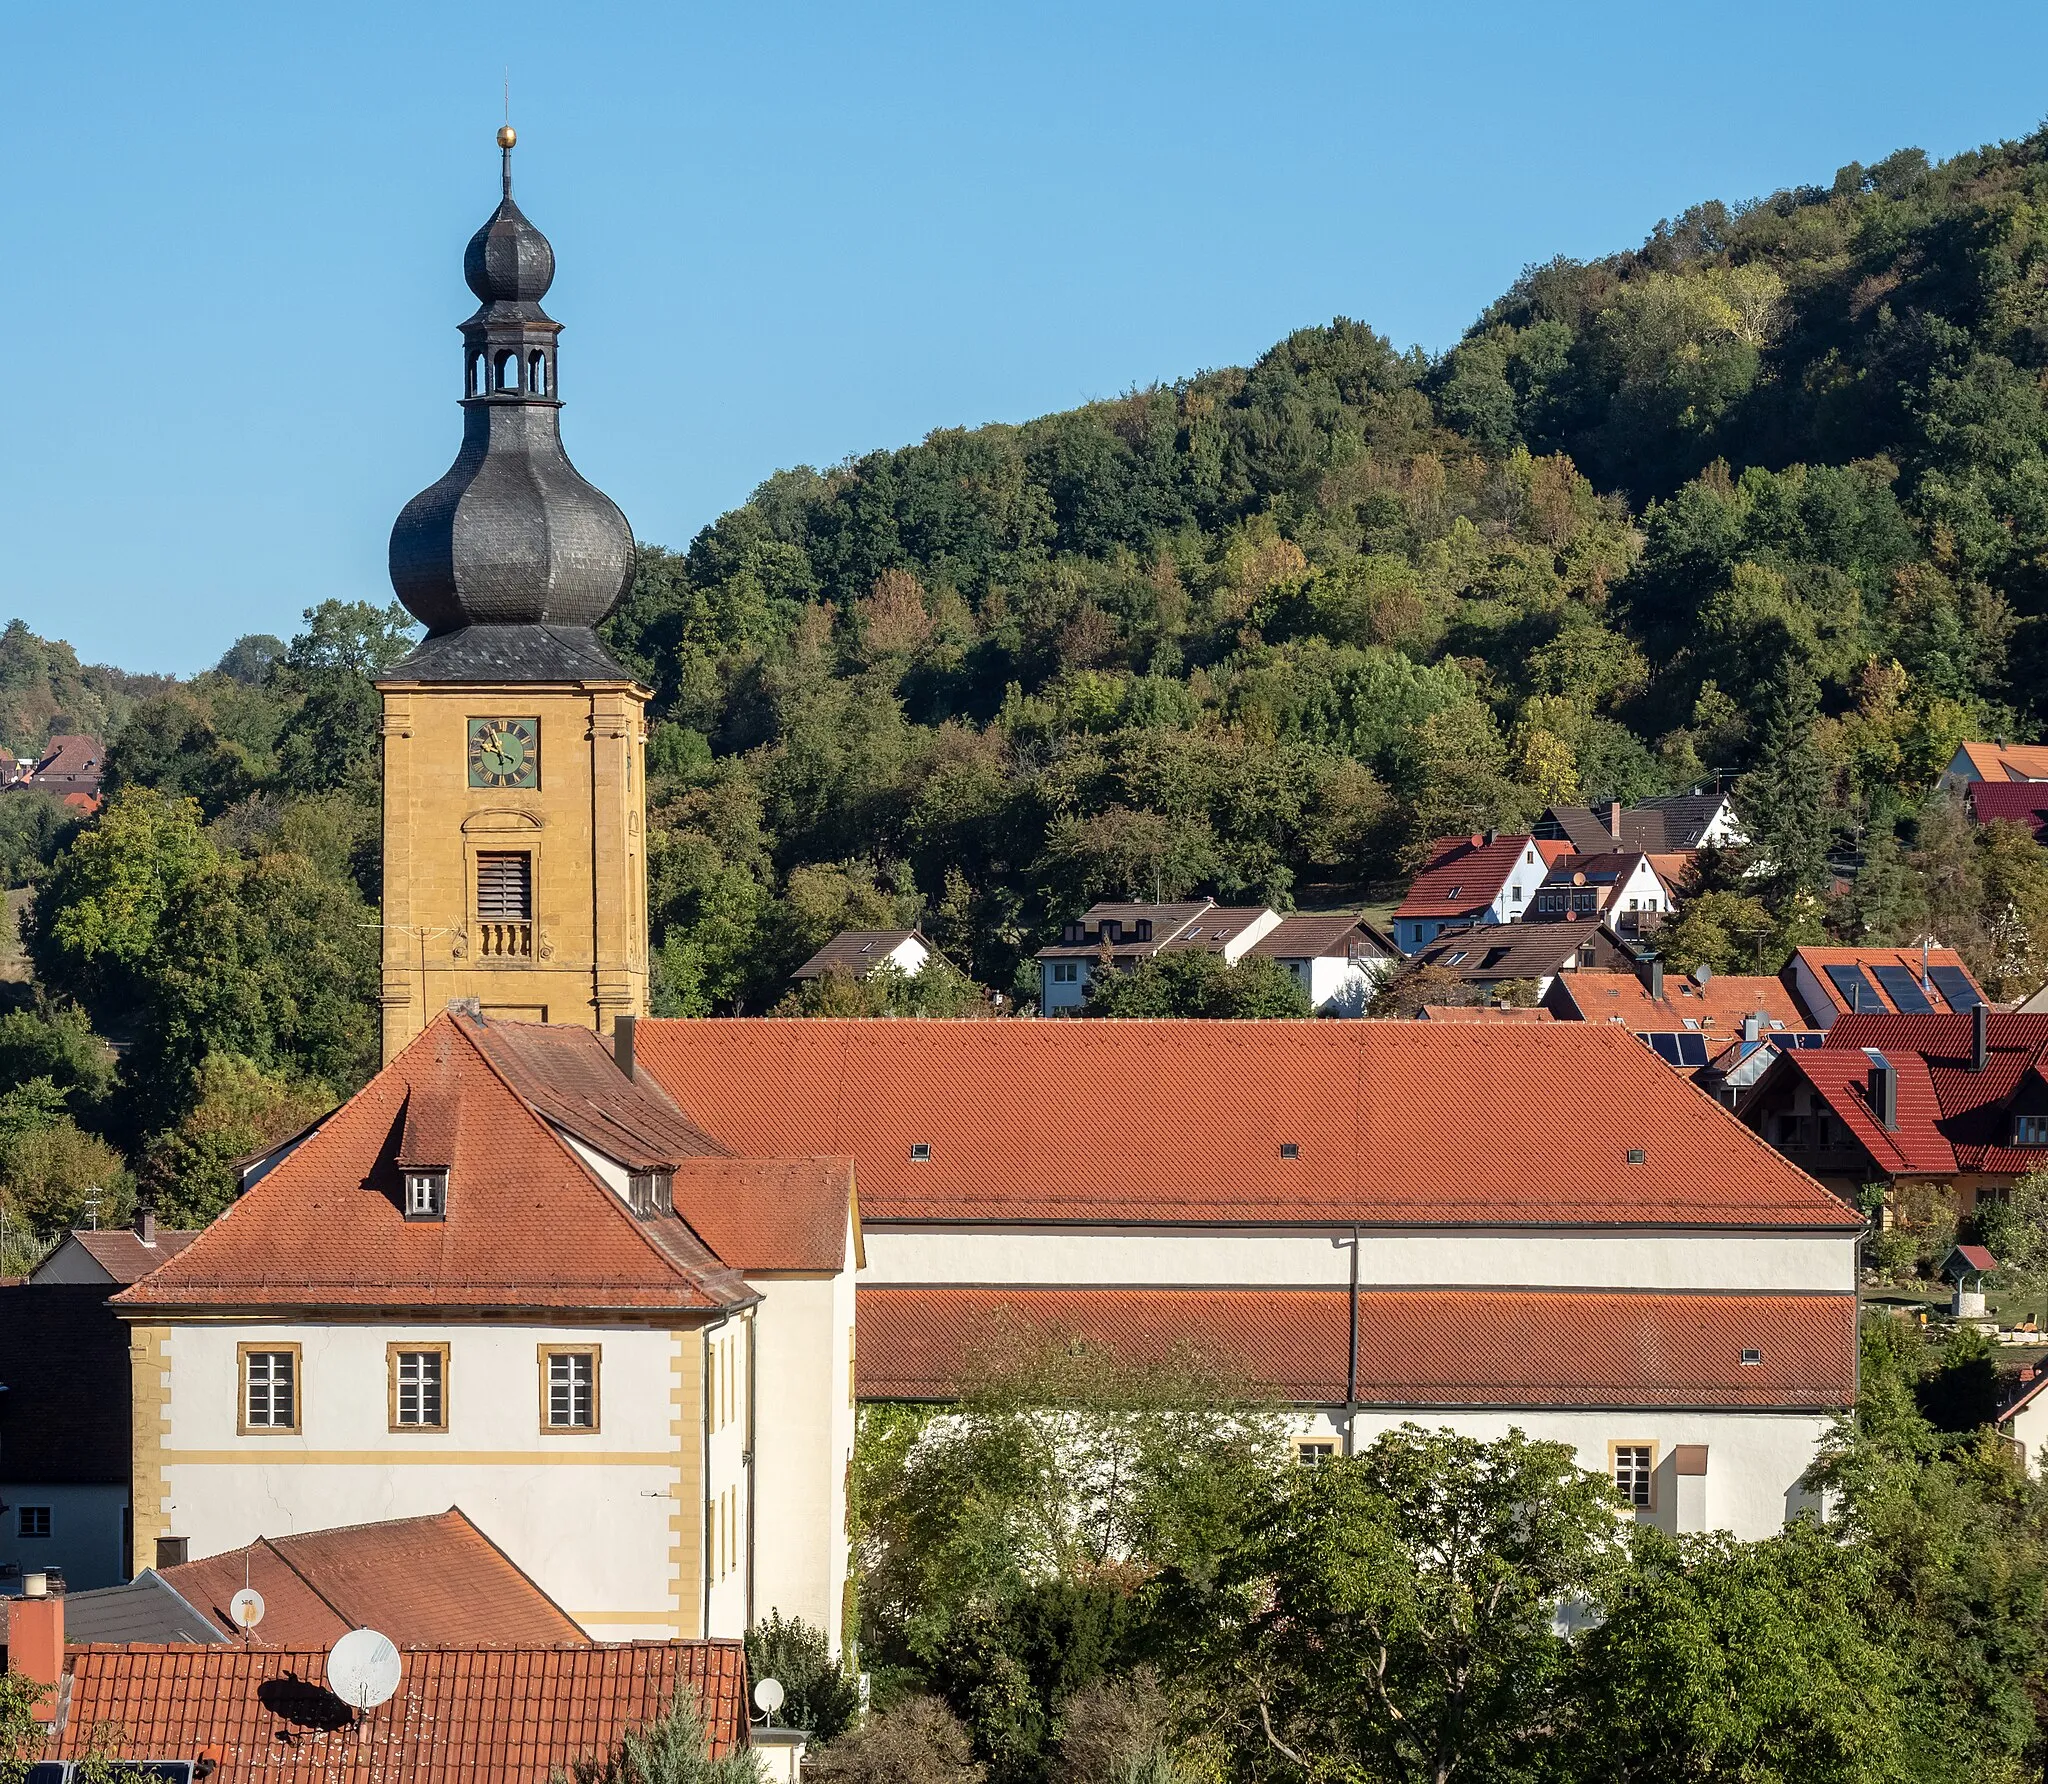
<box><xmin>1495</xmin><ymin>845</ymin><xmax>1554</xmax><ymax>923</ymax></box>
<box><xmin>1039</xmin><ymin>962</ymin><xmax>1090</xmax><ymax>1012</ymax></box>
<box><xmin>705</xmin><ymin>1317</ymin><xmax>750</xmax><ymax>1639</ymax></box>
<box><xmin>861</xmin><ymin>1226</ymin><xmax>1857</xmax><ymax>1293</ymax></box>
<box><xmin>2010</xmin><ymin>1397</ymin><xmax>2048</xmax><ymax>1476</ymax></box>
<box><xmin>159</xmin><ymin>1321</ymin><xmax>692</xmax><ymax>1640</ymax></box>
<box><xmin>1329</xmin><ymin>1409</ymin><xmax>1829</xmax><ymax>1541</ymax></box>
<box><xmin>749</xmin><ymin>1269</ymin><xmax>855</xmax><ymax>1648</ymax></box>
<box><xmin>25</xmin><ymin>1239</ymin><xmax>117</xmax><ymax>1284</ymax></box>
<box><xmin>0</xmin><ymin>1482</ymin><xmax>127</xmax><ymax>1590</ymax></box>
<box><xmin>888</xmin><ymin>938</ymin><xmax>931</xmax><ymax>976</ymax></box>
<box><xmin>1218</xmin><ymin>911</ymin><xmax>1283</xmax><ymax>963</ymax></box>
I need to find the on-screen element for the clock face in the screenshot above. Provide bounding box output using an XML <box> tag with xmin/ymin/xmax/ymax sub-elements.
<box><xmin>467</xmin><ymin>717</ymin><xmax>540</xmax><ymax>789</ymax></box>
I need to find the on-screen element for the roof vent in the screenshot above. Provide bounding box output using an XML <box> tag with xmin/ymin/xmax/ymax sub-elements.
<box><xmin>1740</xmin><ymin>1348</ymin><xmax>1762</xmax><ymax>1366</ymax></box>
<box><xmin>909</xmin><ymin>1142</ymin><xmax>932</xmax><ymax>1162</ymax></box>
<box><xmin>1625</xmin><ymin>1148</ymin><xmax>1647</xmax><ymax>1164</ymax></box>
<box><xmin>1279</xmin><ymin>1142</ymin><xmax>1300</xmax><ymax>1159</ymax></box>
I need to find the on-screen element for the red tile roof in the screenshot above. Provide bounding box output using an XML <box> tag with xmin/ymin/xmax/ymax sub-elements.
<box><xmin>1394</xmin><ymin>835</ymin><xmax>1563</xmax><ymax>921</ymax></box>
<box><xmin>857</xmin><ymin>1286</ymin><xmax>1856</xmax><ymax>1409</ymax></box>
<box><xmin>1545</xmin><ymin>971</ymin><xmax>1810</xmax><ymax>1034</ymax></box>
<box><xmin>669</xmin><ymin>1157</ymin><xmax>857</xmax><ymax>1273</ymax></box>
<box><xmin>29</xmin><ymin>734</ymin><xmax>103</xmax><ymax>785</ymax></box>
<box><xmin>45</xmin><ymin>1640</ymin><xmax>749</xmax><ymax>1780</ymax></box>
<box><xmin>635</xmin><ymin>1020</ymin><xmax>1860</xmax><ymax>1230</ymax></box>
<box><xmin>1760</xmin><ymin>1011</ymin><xmax>2048</xmax><ymax>1176</ymax></box>
<box><xmin>1416</xmin><ymin>1005</ymin><xmax>1554</xmax><ymax>1022</ymax></box>
<box><xmin>114</xmin><ymin>1015</ymin><xmax>755</xmax><ymax>1314</ymax></box>
<box><xmin>1791</xmin><ymin>947</ymin><xmax>1984</xmax><ymax>1019</ymax></box>
<box><xmin>158</xmin><ymin>1509</ymin><xmax>587</xmax><ymax>1648</ymax></box>
<box><xmin>1952</xmin><ymin>740</ymin><xmax>2048</xmax><ymax>784</ymax></box>
<box><xmin>1967</xmin><ymin>781</ymin><xmax>2048</xmax><ymax>839</ymax></box>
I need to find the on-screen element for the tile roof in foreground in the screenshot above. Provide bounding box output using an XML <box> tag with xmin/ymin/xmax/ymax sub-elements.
<box><xmin>669</xmin><ymin>1156</ymin><xmax>858</xmax><ymax>1273</ymax></box>
<box><xmin>114</xmin><ymin>1014</ymin><xmax>755</xmax><ymax>1315</ymax></box>
<box><xmin>45</xmin><ymin>1640</ymin><xmax>749</xmax><ymax>1781</ymax></box>
<box><xmin>636</xmin><ymin>1019</ymin><xmax>1861</xmax><ymax>1230</ymax></box>
<box><xmin>158</xmin><ymin>1508</ymin><xmax>587</xmax><ymax>1648</ymax></box>
<box><xmin>857</xmin><ymin>1285</ymin><xmax>1857</xmax><ymax>1410</ymax></box>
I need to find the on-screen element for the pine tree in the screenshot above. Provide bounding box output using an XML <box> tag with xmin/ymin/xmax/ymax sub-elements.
<box><xmin>1734</xmin><ymin>658</ymin><xmax>1832</xmax><ymax>908</ymax></box>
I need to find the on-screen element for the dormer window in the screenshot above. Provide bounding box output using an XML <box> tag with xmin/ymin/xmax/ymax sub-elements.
<box><xmin>2017</xmin><ymin>1116</ymin><xmax>2048</xmax><ymax>1146</ymax></box>
<box><xmin>629</xmin><ymin>1171</ymin><xmax>674</xmax><ymax>1216</ymax></box>
<box><xmin>404</xmin><ymin>1169</ymin><xmax>447</xmax><ymax>1221</ymax></box>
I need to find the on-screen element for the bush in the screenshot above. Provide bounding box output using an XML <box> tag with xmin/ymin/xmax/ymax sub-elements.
<box><xmin>553</xmin><ymin>1688</ymin><xmax>759</xmax><ymax>1784</ymax></box>
<box><xmin>744</xmin><ymin>1611</ymin><xmax>859</xmax><ymax>1743</ymax></box>
<box><xmin>804</xmin><ymin>1697</ymin><xmax>986</xmax><ymax>1784</ymax></box>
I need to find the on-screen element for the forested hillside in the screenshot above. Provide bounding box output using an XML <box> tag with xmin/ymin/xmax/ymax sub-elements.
<box><xmin>10</xmin><ymin>124</ymin><xmax>2048</xmax><ymax>1258</ymax></box>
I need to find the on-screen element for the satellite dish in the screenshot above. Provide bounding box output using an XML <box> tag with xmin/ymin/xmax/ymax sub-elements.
<box><xmin>327</xmin><ymin>1628</ymin><xmax>402</xmax><ymax>1710</ymax></box>
<box><xmin>753</xmin><ymin>1677</ymin><xmax>785</xmax><ymax>1721</ymax></box>
<box><xmin>229</xmin><ymin>1588</ymin><xmax>265</xmax><ymax>1631</ymax></box>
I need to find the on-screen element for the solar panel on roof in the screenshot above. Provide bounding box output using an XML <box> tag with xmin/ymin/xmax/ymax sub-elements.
<box><xmin>1871</xmin><ymin>965</ymin><xmax>1934</xmax><ymax>1013</ymax></box>
<box><xmin>1824</xmin><ymin>963</ymin><xmax>1884</xmax><ymax>1013</ymax></box>
<box><xmin>1928</xmin><ymin>965</ymin><xmax>1984</xmax><ymax>1011</ymax></box>
<box><xmin>1676</xmin><ymin>1034</ymin><xmax>1710</xmax><ymax>1067</ymax></box>
<box><xmin>1640</xmin><ymin>1033</ymin><xmax>1684</xmax><ymax>1065</ymax></box>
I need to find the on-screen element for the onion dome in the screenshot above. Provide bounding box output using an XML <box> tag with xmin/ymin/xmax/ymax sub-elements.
<box><xmin>388</xmin><ymin>127</ymin><xmax>634</xmax><ymax>642</ymax></box>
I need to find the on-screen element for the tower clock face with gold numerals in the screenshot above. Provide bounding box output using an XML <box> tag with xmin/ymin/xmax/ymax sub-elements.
<box><xmin>467</xmin><ymin>717</ymin><xmax>540</xmax><ymax>789</ymax></box>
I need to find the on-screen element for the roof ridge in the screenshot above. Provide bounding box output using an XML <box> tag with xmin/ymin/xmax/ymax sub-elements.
<box><xmin>451</xmin><ymin>1015</ymin><xmax>740</xmax><ymax>1290</ymax></box>
<box><xmin>259</xmin><ymin>1533</ymin><xmax>357</xmax><ymax>1632</ymax></box>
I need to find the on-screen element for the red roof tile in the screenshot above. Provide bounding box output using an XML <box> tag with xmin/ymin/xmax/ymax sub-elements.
<box><xmin>1394</xmin><ymin>835</ymin><xmax>1561</xmax><ymax>921</ymax></box>
<box><xmin>1791</xmin><ymin>947</ymin><xmax>1984</xmax><ymax>1018</ymax></box>
<box><xmin>1415</xmin><ymin>1005</ymin><xmax>1554</xmax><ymax>1022</ymax></box>
<box><xmin>47</xmin><ymin>1640</ymin><xmax>749</xmax><ymax>1780</ymax></box>
<box><xmin>669</xmin><ymin>1157</ymin><xmax>857</xmax><ymax>1272</ymax></box>
<box><xmin>1968</xmin><ymin>781</ymin><xmax>2048</xmax><ymax>838</ymax></box>
<box><xmin>1953</xmin><ymin>741</ymin><xmax>2048</xmax><ymax>783</ymax></box>
<box><xmin>1545</xmin><ymin>971</ymin><xmax>1811</xmax><ymax>1034</ymax></box>
<box><xmin>857</xmin><ymin>1286</ymin><xmax>1856</xmax><ymax>1409</ymax></box>
<box><xmin>635</xmin><ymin>1020</ymin><xmax>1860</xmax><ymax>1230</ymax></box>
<box><xmin>48</xmin><ymin>1228</ymin><xmax>201</xmax><ymax>1283</ymax></box>
<box><xmin>114</xmin><ymin>1015</ymin><xmax>755</xmax><ymax>1314</ymax></box>
<box><xmin>158</xmin><ymin>1509</ymin><xmax>587</xmax><ymax>1647</ymax></box>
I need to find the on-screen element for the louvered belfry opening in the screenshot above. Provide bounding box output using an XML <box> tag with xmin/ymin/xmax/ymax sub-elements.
<box><xmin>476</xmin><ymin>851</ymin><xmax>534</xmax><ymax>958</ymax></box>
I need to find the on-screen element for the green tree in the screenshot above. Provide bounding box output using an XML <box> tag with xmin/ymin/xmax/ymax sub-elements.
<box><xmin>1976</xmin><ymin>1166</ymin><xmax>2048</xmax><ymax>1289</ymax></box>
<box><xmin>805</xmin><ymin>1698</ymin><xmax>986</xmax><ymax>1784</ymax></box>
<box><xmin>1735</xmin><ymin>657</ymin><xmax>1833</xmax><ymax>907</ymax></box>
<box><xmin>554</xmin><ymin>1687</ymin><xmax>761</xmax><ymax>1784</ymax></box>
<box><xmin>744</xmin><ymin>1613</ymin><xmax>860</xmax><ymax>1743</ymax></box>
<box><xmin>1201</xmin><ymin>1427</ymin><xmax>1624</xmax><ymax>1784</ymax></box>
<box><xmin>1080</xmin><ymin>951</ymin><xmax>1310</xmax><ymax>1019</ymax></box>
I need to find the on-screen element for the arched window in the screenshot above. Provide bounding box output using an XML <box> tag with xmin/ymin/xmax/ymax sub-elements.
<box><xmin>494</xmin><ymin>351</ymin><xmax>518</xmax><ymax>392</ymax></box>
<box><xmin>466</xmin><ymin>353</ymin><xmax>481</xmax><ymax>398</ymax></box>
<box><xmin>527</xmin><ymin>350</ymin><xmax>547</xmax><ymax>395</ymax></box>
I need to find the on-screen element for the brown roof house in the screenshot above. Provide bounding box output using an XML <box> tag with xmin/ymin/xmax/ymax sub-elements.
<box><xmin>639</xmin><ymin>1017</ymin><xmax>1862</xmax><ymax>1541</ymax></box>
<box><xmin>1036</xmin><ymin>899</ymin><xmax>1281</xmax><ymax>1012</ymax></box>
<box><xmin>790</xmin><ymin>928</ymin><xmax>933</xmax><ymax>984</ymax></box>
<box><xmin>28</xmin><ymin>1208</ymin><xmax>199</xmax><ymax>1285</ymax></box>
<box><xmin>109</xmin><ymin>1008</ymin><xmax>860</xmax><ymax>1651</ymax></box>
<box><xmin>1245</xmin><ymin>912</ymin><xmax>1400</xmax><ymax>1016</ymax></box>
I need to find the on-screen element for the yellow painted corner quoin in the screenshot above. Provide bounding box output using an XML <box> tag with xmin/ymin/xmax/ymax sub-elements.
<box><xmin>376</xmin><ymin>674</ymin><xmax>650</xmax><ymax>1059</ymax></box>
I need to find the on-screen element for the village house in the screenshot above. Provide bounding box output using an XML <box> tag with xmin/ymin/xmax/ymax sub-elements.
<box><xmin>1528</xmin><ymin>850</ymin><xmax>1677</xmax><ymax>939</ymax></box>
<box><xmin>27</xmin><ymin>1209</ymin><xmax>198</xmax><ymax>1285</ymax></box>
<box><xmin>1938</xmin><ymin>739</ymin><xmax>2048</xmax><ymax>793</ymax></box>
<box><xmin>1243</xmin><ymin>912</ymin><xmax>1400</xmax><ymax>1015</ymax></box>
<box><xmin>1543</xmin><ymin>963</ymin><xmax>1817</xmax><ymax>1075</ymax></box>
<box><xmin>1736</xmin><ymin>1007</ymin><xmax>2048</xmax><ymax>1218</ymax></box>
<box><xmin>1534</xmin><ymin>790</ymin><xmax>1744</xmax><ymax>854</ymax></box>
<box><xmin>1389</xmin><ymin>834</ymin><xmax>1567</xmax><ymax>953</ymax></box>
<box><xmin>790</xmin><ymin>928</ymin><xmax>933</xmax><ymax>985</ymax></box>
<box><xmin>1785</xmin><ymin>944</ymin><xmax>1986</xmax><ymax>1028</ymax></box>
<box><xmin>1035</xmin><ymin>899</ymin><xmax>1282</xmax><ymax>1011</ymax></box>
<box><xmin>109</xmin><ymin>1010</ymin><xmax>858</xmax><ymax>1646</ymax></box>
<box><xmin>1398</xmin><ymin>919</ymin><xmax>1639</xmax><ymax>1000</ymax></box>
<box><xmin>637</xmin><ymin>1019</ymin><xmax>1863</xmax><ymax>1541</ymax></box>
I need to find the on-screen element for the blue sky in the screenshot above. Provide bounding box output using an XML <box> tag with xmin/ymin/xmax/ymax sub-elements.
<box><xmin>7</xmin><ymin>1</ymin><xmax>2048</xmax><ymax>674</ymax></box>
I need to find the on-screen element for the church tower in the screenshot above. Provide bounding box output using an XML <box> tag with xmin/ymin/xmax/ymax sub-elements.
<box><xmin>377</xmin><ymin>128</ymin><xmax>648</xmax><ymax>1059</ymax></box>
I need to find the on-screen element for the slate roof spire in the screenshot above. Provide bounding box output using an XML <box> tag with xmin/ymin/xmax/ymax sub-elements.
<box><xmin>386</xmin><ymin>126</ymin><xmax>635</xmax><ymax>666</ymax></box>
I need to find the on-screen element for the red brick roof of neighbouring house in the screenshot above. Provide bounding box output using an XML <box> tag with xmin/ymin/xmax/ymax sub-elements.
<box><xmin>1967</xmin><ymin>781</ymin><xmax>2048</xmax><ymax>839</ymax></box>
<box><xmin>1748</xmin><ymin>1010</ymin><xmax>2048</xmax><ymax>1177</ymax></box>
<box><xmin>1544</xmin><ymin>970</ymin><xmax>1811</xmax><ymax>1035</ymax></box>
<box><xmin>113</xmin><ymin>1013</ymin><xmax>756</xmax><ymax>1315</ymax></box>
<box><xmin>1393</xmin><ymin>835</ymin><xmax>1565</xmax><ymax>922</ymax></box>
<box><xmin>156</xmin><ymin>1509</ymin><xmax>587</xmax><ymax>1647</ymax></box>
<box><xmin>1950</xmin><ymin>740</ymin><xmax>2048</xmax><ymax>784</ymax></box>
<box><xmin>43</xmin><ymin>1640</ymin><xmax>749</xmax><ymax>1781</ymax></box>
<box><xmin>634</xmin><ymin>1019</ymin><xmax>1861</xmax><ymax>1231</ymax></box>
<box><xmin>37</xmin><ymin>1226</ymin><xmax>201</xmax><ymax>1282</ymax></box>
<box><xmin>28</xmin><ymin>734</ymin><xmax>104</xmax><ymax>787</ymax></box>
<box><xmin>1415</xmin><ymin>1005</ymin><xmax>1555</xmax><ymax>1022</ymax></box>
<box><xmin>1790</xmin><ymin>946</ymin><xmax>1985</xmax><ymax>1021</ymax></box>
<box><xmin>856</xmin><ymin>1285</ymin><xmax>1857</xmax><ymax>1410</ymax></box>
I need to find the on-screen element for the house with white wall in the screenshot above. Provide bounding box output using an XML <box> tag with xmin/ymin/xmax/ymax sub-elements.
<box><xmin>1244</xmin><ymin>913</ymin><xmax>1400</xmax><ymax>1015</ymax></box>
<box><xmin>791</xmin><ymin>929</ymin><xmax>933</xmax><ymax>985</ymax></box>
<box><xmin>640</xmin><ymin>1019</ymin><xmax>1864</xmax><ymax>1541</ymax></box>
<box><xmin>1390</xmin><ymin>835</ymin><xmax>1565</xmax><ymax>954</ymax></box>
<box><xmin>1035</xmin><ymin>901</ymin><xmax>1281</xmax><ymax>1012</ymax></box>
<box><xmin>111</xmin><ymin>1010</ymin><xmax>857</xmax><ymax>1647</ymax></box>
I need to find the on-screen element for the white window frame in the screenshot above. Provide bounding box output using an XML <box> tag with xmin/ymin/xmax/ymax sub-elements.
<box><xmin>540</xmin><ymin>1345</ymin><xmax>600</xmax><ymax>1432</ymax></box>
<box><xmin>1610</xmin><ymin>1441</ymin><xmax>1655</xmax><ymax>1509</ymax></box>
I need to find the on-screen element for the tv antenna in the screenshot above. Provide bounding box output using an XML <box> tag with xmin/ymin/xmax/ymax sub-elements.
<box><xmin>752</xmin><ymin>1677</ymin><xmax>785</xmax><ymax>1727</ymax></box>
<box><xmin>327</xmin><ymin>1627</ymin><xmax>403</xmax><ymax>1715</ymax></box>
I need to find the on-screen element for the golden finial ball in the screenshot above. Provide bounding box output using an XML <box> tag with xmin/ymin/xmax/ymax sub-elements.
<box><xmin>497</xmin><ymin>125</ymin><xmax>517</xmax><ymax>149</ymax></box>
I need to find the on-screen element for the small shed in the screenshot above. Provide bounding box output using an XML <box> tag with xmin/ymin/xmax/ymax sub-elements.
<box><xmin>1940</xmin><ymin>1244</ymin><xmax>2000</xmax><ymax>1319</ymax></box>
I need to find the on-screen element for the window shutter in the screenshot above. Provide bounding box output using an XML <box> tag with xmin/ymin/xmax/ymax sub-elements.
<box><xmin>477</xmin><ymin>853</ymin><xmax>532</xmax><ymax>920</ymax></box>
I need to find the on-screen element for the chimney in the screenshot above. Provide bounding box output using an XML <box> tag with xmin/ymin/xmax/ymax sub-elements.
<box><xmin>1646</xmin><ymin>956</ymin><xmax>1664</xmax><ymax>1001</ymax></box>
<box><xmin>1607</xmin><ymin>800</ymin><xmax>1623</xmax><ymax>842</ymax></box>
<box><xmin>135</xmin><ymin>1204</ymin><xmax>156</xmax><ymax>1246</ymax></box>
<box><xmin>613</xmin><ymin>1014</ymin><xmax>637</xmax><ymax>1082</ymax></box>
<box><xmin>1867</xmin><ymin>1054</ymin><xmax>1898</xmax><ymax>1131</ymax></box>
<box><xmin>1484</xmin><ymin>828</ymin><xmax>1498</xmax><ymax>846</ymax></box>
<box><xmin>13</xmin><ymin>1571</ymin><xmax>64</xmax><ymax>1722</ymax></box>
<box><xmin>1974</xmin><ymin>1000</ymin><xmax>1990</xmax><ymax>1072</ymax></box>
<box><xmin>1743</xmin><ymin>1011</ymin><xmax>1762</xmax><ymax>1042</ymax></box>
